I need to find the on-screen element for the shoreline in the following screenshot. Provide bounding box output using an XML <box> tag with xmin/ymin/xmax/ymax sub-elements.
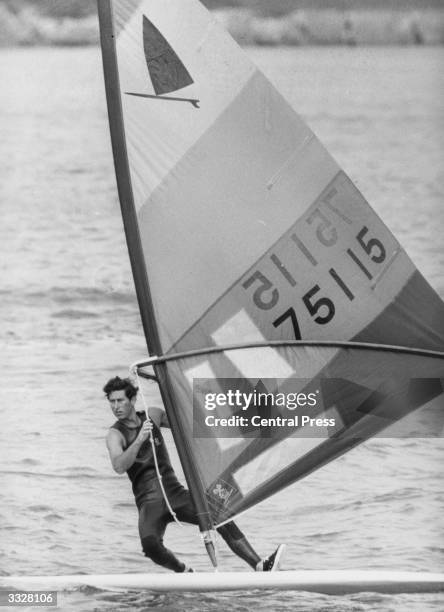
<box><xmin>0</xmin><ymin>7</ymin><xmax>443</xmax><ymax>47</ymax></box>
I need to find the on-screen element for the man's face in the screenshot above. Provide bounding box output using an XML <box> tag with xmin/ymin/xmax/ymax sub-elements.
<box><xmin>108</xmin><ymin>389</ymin><xmax>134</xmax><ymax>420</ymax></box>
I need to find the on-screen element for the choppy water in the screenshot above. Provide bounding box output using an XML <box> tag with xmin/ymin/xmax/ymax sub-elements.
<box><xmin>1</xmin><ymin>46</ymin><xmax>443</xmax><ymax>611</ymax></box>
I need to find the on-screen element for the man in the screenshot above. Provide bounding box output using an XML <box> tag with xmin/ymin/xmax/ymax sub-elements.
<box><xmin>104</xmin><ymin>376</ymin><xmax>285</xmax><ymax>572</ymax></box>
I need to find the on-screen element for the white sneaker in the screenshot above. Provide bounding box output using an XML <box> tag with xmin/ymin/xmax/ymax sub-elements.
<box><xmin>261</xmin><ymin>544</ymin><xmax>285</xmax><ymax>571</ymax></box>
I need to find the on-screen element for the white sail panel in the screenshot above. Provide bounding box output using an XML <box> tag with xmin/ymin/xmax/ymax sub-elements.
<box><xmin>115</xmin><ymin>0</ymin><xmax>255</xmax><ymax>210</ymax></box>
<box><xmin>211</xmin><ymin>311</ymin><xmax>295</xmax><ymax>378</ymax></box>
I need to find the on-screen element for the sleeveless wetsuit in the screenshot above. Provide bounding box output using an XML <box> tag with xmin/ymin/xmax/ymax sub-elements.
<box><xmin>111</xmin><ymin>412</ymin><xmax>184</xmax><ymax>508</ymax></box>
<box><xmin>111</xmin><ymin>412</ymin><xmax>260</xmax><ymax>571</ymax></box>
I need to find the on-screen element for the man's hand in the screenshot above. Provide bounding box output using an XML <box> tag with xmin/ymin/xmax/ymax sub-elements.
<box><xmin>136</xmin><ymin>419</ymin><xmax>153</xmax><ymax>445</ymax></box>
<box><xmin>106</xmin><ymin>418</ymin><xmax>154</xmax><ymax>475</ymax></box>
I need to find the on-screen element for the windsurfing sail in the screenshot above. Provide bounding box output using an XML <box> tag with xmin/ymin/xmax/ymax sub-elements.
<box><xmin>97</xmin><ymin>0</ymin><xmax>444</xmax><ymax>563</ymax></box>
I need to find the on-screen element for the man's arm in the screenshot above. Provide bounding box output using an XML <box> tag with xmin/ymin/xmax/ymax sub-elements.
<box><xmin>106</xmin><ymin>421</ymin><xmax>152</xmax><ymax>474</ymax></box>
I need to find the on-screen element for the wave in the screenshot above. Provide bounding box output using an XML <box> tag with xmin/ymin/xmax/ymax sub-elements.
<box><xmin>372</xmin><ymin>487</ymin><xmax>423</xmax><ymax>503</ymax></box>
<box><xmin>51</xmin><ymin>309</ymin><xmax>100</xmax><ymax>320</ymax></box>
<box><xmin>28</xmin><ymin>504</ymin><xmax>53</xmax><ymax>512</ymax></box>
<box><xmin>304</xmin><ymin>530</ymin><xmax>345</xmax><ymax>540</ymax></box>
<box><xmin>1</xmin><ymin>469</ymin><xmax>116</xmax><ymax>480</ymax></box>
<box><xmin>43</xmin><ymin>513</ymin><xmax>65</xmax><ymax>521</ymax></box>
<box><xmin>25</xmin><ymin>286</ymin><xmax>136</xmax><ymax>306</ymax></box>
<box><xmin>19</xmin><ymin>457</ymin><xmax>40</xmax><ymax>466</ymax></box>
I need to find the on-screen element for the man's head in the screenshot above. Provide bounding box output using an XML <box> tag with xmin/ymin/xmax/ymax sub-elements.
<box><xmin>103</xmin><ymin>376</ymin><xmax>138</xmax><ymax>400</ymax></box>
<box><xmin>103</xmin><ymin>376</ymin><xmax>138</xmax><ymax>420</ymax></box>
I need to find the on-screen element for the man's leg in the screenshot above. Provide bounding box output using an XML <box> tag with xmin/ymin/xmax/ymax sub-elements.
<box><xmin>217</xmin><ymin>522</ymin><xmax>261</xmax><ymax>569</ymax></box>
<box><xmin>173</xmin><ymin>493</ymin><xmax>261</xmax><ymax>569</ymax></box>
<box><xmin>216</xmin><ymin>523</ymin><xmax>285</xmax><ymax>571</ymax></box>
<box><xmin>138</xmin><ymin>500</ymin><xmax>188</xmax><ymax>572</ymax></box>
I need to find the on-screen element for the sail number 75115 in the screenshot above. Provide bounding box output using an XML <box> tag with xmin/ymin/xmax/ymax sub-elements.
<box><xmin>240</xmin><ymin>172</ymin><xmax>396</xmax><ymax>341</ymax></box>
<box><xmin>243</xmin><ymin>226</ymin><xmax>385</xmax><ymax>339</ymax></box>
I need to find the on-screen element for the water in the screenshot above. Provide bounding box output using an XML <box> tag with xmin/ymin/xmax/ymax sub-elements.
<box><xmin>1</xmin><ymin>46</ymin><xmax>443</xmax><ymax>611</ymax></box>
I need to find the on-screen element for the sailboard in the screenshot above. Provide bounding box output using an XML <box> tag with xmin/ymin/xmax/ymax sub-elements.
<box><xmin>96</xmin><ymin>0</ymin><xmax>444</xmax><ymax>580</ymax></box>
<box><xmin>1</xmin><ymin>570</ymin><xmax>444</xmax><ymax>595</ymax></box>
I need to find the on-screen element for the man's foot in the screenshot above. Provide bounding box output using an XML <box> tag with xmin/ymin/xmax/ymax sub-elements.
<box><xmin>260</xmin><ymin>544</ymin><xmax>285</xmax><ymax>571</ymax></box>
<box><xmin>178</xmin><ymin>563</ymin><xmax>194</xmax><ymax>572</ymax></box>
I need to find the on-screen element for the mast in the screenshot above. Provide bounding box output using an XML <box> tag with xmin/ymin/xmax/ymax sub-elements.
<box><xmin>97</xmin><ymin>0</ymin><xmax>217</xmax><ymax>566</ymax></box>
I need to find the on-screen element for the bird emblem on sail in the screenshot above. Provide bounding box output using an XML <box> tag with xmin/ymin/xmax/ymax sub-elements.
<box><xmin>126</xmin><ymin>16</ymin><xmax>200</xmax><ymax>108</ymax></box>
<box><xmin>209</xmin><ymin>480</ymin><xmax>236</xmax><ymax>512</ymax></box>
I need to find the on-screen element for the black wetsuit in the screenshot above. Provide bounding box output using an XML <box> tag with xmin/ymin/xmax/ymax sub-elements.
<box><xmin>111</xmin><ymin>412</ymin><xmax>261</xmax><ymax>572</ymax></box>
<box><xmin>111</xmin><ymin>412</ymin><xmax>184</xmax><ymax>508</ymax></box>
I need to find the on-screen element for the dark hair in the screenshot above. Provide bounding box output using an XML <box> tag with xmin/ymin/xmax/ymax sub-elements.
<box><xmin>103</xmin><ymin>376</ymin><xmax>138</xmax><ymax>400</ymax></box>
